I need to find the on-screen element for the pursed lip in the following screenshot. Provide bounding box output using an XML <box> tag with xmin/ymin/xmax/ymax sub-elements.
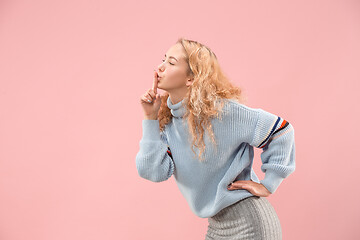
<box><xmin>156</xmin><ymin>71</ymin><xmax>163</xmax><ymax>78</ymax></box>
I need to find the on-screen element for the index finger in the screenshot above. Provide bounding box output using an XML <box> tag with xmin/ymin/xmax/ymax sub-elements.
<box><xmin>153</xmin><ymin>71</ymin><xmax>158</xmax><ymax>94</ymax></box>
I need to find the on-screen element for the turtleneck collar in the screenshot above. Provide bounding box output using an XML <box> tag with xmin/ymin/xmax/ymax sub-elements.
<box><xmin>167</xmin><ymin>95</ymin><xmax>186</xmax><ymax>118</ymax></box>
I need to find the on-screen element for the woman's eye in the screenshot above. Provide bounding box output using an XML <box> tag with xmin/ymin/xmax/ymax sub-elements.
<box><xmin>162</xmin><ymin>59</ymin><xmax>174</xmax><ymax>65</ymax></box>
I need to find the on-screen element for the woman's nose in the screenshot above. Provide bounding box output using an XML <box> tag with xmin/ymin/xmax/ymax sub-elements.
<box><xmin>157</xmin><ymin>64</ymin><xmax>164</xmax><ymax>72</ymax></box>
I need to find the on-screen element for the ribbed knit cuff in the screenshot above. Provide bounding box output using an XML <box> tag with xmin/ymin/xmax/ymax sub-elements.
<box><xmin>260</xmin><ymin>170</ymin><xmax>285</xmax><ymax>194</ymax></box>
<box><xmin>142</xmin><ymin>119</ymin><xmax>161</xmax><ymax>141</ymax></box>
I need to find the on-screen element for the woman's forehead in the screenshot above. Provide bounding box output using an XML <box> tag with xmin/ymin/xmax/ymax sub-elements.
<box><xmin>166</xmin><ymin>44</ymin><xmax>187</xmax><ymax>60</ymax></box>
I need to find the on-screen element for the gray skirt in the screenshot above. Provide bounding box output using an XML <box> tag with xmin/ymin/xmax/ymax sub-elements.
<box><xmin>205</xmin><ymin>196</ymin><xmax>282</xmax><ymax>240</ymax></box>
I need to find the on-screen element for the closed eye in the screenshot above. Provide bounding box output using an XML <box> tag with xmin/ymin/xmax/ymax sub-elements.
<box><xmin>162</xmin><ymin>59</ymin><xmax>174</xmax><ymax>65</ymax></box>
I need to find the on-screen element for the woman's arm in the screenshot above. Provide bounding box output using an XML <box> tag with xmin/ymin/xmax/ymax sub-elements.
<box><xmin>250</xmin><ymin>109</ymin><xmax>296</xmax><ymax>194</ymax></box>
<box><xmin>135</xmin><ymin>119</ymin><xmax>175</xmax><ymax>182</ymax></box>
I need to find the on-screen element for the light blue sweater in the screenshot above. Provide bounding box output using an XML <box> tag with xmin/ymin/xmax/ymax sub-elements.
<box><xmin>135</xmin><ymin>96</ymin><xmax>296</xmax><ymax>218</ymax></box>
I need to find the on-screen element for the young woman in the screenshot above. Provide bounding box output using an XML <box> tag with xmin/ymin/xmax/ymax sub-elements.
<box><xmin>136</xmin><ymin>38</ymin><xmax>295</xmax><ymax>240</ymax></box>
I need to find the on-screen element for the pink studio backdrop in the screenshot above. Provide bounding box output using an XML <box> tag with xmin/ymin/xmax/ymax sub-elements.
<box><xmin>0</xmin><ymin>0</ymin><xmax>359</xmax><ymax>239</ymax></box>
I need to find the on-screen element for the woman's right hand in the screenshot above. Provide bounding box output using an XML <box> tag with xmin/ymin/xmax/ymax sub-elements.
<box><xmin>140</xmin><ymin>71</ymin><xmax>162</xmax><ymax>119</ymax></box>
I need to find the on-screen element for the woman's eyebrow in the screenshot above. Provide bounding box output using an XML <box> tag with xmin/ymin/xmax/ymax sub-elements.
<box><xmin>165</xmin><ymin>54</ymin><xmax>178</xmax><ymax>62</ymax></box>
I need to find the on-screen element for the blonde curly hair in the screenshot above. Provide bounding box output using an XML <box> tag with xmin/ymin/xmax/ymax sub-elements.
<box><xmin>158</xmin><ymin>37</ymin><xmax>246</xmax><ymax>162</ymax></box>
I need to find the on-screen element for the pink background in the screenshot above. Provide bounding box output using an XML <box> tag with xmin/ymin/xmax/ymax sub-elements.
<box><xmin>0</xmin><ymin>0</ymin><xmax>359</xmax><ymax>239</ymax></box>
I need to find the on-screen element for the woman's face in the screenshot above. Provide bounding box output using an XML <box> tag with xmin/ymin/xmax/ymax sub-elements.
<box><xmin>156</xmin><ymin>43</ymin><xmax>193</xmax><ymax>91</ymax></box>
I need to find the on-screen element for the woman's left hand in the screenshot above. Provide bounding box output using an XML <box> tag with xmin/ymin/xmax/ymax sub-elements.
<box><xmin>227</xmin><ymin>180</ymin><xmax>272</xmax><ymax>197</ymax></box>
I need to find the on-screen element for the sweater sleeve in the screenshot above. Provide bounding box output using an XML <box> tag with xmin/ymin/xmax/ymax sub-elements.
<box><xmin>250</xmin><ymin>109</ymin><xmax>296</xmax><ymax>194</ymax></box>
<box><xmin>135</xmin><ymin>119</ymin><xmax>175</xmax><ymax>182</ymax></box>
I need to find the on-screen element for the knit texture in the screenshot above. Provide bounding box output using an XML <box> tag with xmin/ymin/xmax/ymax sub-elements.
<box><xmin>135</xmin><ymin>96</ymin><xmax>296</xmax><ymax>218</ymax></box>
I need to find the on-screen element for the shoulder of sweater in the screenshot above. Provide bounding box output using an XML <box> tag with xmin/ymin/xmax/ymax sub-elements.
<box><xmin>220</xmin><ymin>98</ymin><xmax>261</xmax><ymax>116</ymax></box>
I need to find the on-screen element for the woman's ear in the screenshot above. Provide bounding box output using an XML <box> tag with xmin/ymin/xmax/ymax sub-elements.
<box><xmin>186</xmin><ymin>77</ymin><xmax>194</xmax><ymax>87</ymax></box>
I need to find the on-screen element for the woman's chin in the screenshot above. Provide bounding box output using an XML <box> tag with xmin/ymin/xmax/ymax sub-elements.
<box><xmin>157</xmin><ymin>84</ymin><xmax>164</xmax><ymax>90</ymax></box>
